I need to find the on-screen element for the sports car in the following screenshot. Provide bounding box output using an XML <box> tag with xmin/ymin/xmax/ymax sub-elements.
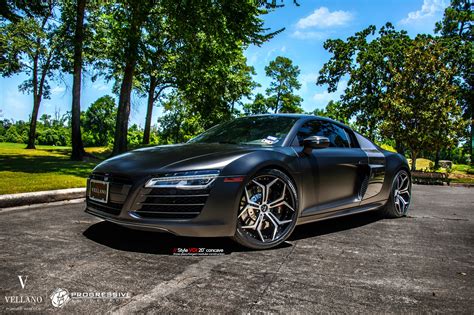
<box><xmin>85</xmin><ymin>114</ymin><xmax>411</xmax><ymax>249</ymax></box>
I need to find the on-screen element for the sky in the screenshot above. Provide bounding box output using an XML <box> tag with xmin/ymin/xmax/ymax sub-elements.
<box><xmin>0</xmin><ymin>0</ymin><xmax>449</xmax><ymax>127</ymax></box>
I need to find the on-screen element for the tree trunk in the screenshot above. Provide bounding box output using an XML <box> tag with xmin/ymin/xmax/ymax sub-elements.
<box><xmin>112</xmin><ymin>12</ymin><xmax>142</xmax><ymax>156</ymax></box>
<box><xmin>25</xmin><ymin>10</ymin><xmax>54</xmax><ymax>150</ymax></box>
<box><xmin>71</xmin><ymin>0</ymin><xmax>86</xmax><ymax>160</ymax></box>
<box><xmin>142</xmin><ymin>77</ymin><xmax>156</xmax><ymax>145</ymax></box>
<box><xmin>434</xmin><ymin>149</ymin><xmax>441</xmax><ymax>169</ymax></box>
<box><xmin>112</xmin><ymin>62</ymin><xmax>135</xmax><ymax>155</ymax></box>
<box><xmin>274</xmin><ymin>91</ymin><xmax>281</xmax><ymax>113</ymax></box>
<box><xmin>410</xmin><ymin>151</ymin><xmax>418</xmax><ymax>172</ymax></box>
<box><xmin>395</xmin><ymin>141</ymin><xmax>404</xmax><ymax>155</ymax></box>
<box><xmin>470</xmin><ymin>116</ymin><xmax>473</xmax><ymax>166</ymax></box>
<box><xmin>26</xmin><ymin>95</ymin><xmax>40</xmax><ymax>149</ymax></box>
<box><xmin>26</xmin><ymin>54</ymin><xmax>40</xmax><ymax>149</ymax></box>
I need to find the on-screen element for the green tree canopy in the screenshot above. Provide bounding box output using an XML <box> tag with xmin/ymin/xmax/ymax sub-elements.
<box><xmin>317</xmin><ymin>23</ymin><xmax>411</xmax><ymax>141</ymax></box>
<box><xmin>243</xmin><ymin>93</ymin><xmax>270</xmax><ymax>115</ymax></box>
<box><xmin>158</xmin><ymin>92</ymin><xmax>205</xmax><ymax>144</ymax></box>
<box><xmin>0</xmin><ymin>0</ymin><xmax>62</xmax><ymax>149</ymax></box>
<box><xmin>380</xmin><ymin>37</ymin><xmax>465</xmax><ymax>170</ymax></box>
<box><xmin>311</xmin><ymin>100</ymin><xmax>349</xmax><ymax>125</ymax></box>
<box><xmin>265</xmin><ymin>56</ymin><xmax>303</xmax><ymax>113</ymax></box>
<box><xmin>82</xmin><ymin>95</ymin><xmax>117</xmax><ymax>147</ymax></box>
<box><xmin>435</xmin><ymin>0</ymin><xmax>473</xmax><ymax>162</ymax></box>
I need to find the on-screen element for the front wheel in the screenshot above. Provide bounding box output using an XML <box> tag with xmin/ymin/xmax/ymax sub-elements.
<box><xmin>232</xmin><ymin>169</ymin><xmax>298</xmax><ymax>250</ymax></box>
<box><xmin>381</xmin><ymin>169</ymin><xmax>412</xmax><ymax>218</ymax></box>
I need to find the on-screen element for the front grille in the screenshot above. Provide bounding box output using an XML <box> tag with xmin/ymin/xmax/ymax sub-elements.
<box><xmin>86</xmin><ymin>173</ymin><xmax>132</xmax><ymax>216</ymax></box>
<box><xmin>87</xmin><ymin>200</ymin><xmax>123</xmax><ymax>216</ymax></box>
<box><xmin>132</xmin><ymin>188</ymin><xmax>210</xmax><ymax>219</ymax></box>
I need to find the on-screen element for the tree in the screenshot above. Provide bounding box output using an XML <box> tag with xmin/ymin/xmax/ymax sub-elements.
<box><xmin>435</xmin><ymin>0</ymin><xmax>473</xmax><ymax>163</ymax></box>
<box><xmin>136</xmin><ymin>6</ymin><xmax>176</xmax><ymax>145</ymax></box>
<box><xmin>224</xmin><ymin>53</ymin><xmax>259</xmax><ymax>114</ymax></box>
<box><xmin>58</xmin><ymin>0</ymin><xmax>88</xmax><ymax>160</ymax></box>
<box><xmin>158</xmin><ymin>92</ymin><xmax>205</xmax><ymax>144</ymax></box>
<box><xmin>111</xmin><ymin>1</ymin><xmax>154</xmax><ymax>155</ymax></box>
<box><xmin>380</xmin><ymin>37</ymin><xmax>465</xmax><ymax>171</ymax></box>
<box><xmin>317</xmin><ymin>23</ymin><xmax>411</xmax><ymax>141</ymax></box>
<box><xmin>57</xmin><ymin>0</ymin><xmax>89</xmax><ymax>159</ymax></box>
<box><xmin>82</xmin><ymin>96</ymin><xmax>117</xmax><ymax>147</ymax></box>
<box><xmin>70</xmin><ymin>0</ymin><xmax>86</xmax><ymax>159</ymax></box>
<box><xmin>91</xmin><ymin>0</ymin><xmax>160</xmax><ymax>154</ymax></box>
<box><xmin>165</xmin><ymin>1</ymin><xmax>282</xmax><ymax>130</ymax></box>
<box><xmin>0</xmin><ymin>0</ymin><xmax>61</xmax><ymax>149</ymax></box>
<box><xmin>94</xmin><ymin>1</ymin><xmax>277</xmax><ymax>155</ymax></box>
<box><xmin>311</xmin><ymin>100</ymin><xmax>349</xmax><ymax>125</ymax></box>
<box><xmin>264</xmin><ymin>56</ymin><xmax>303</xmax><ymax>113</ymax></box>
<box><xmin>243</xmin><ymin>93</ymin><xmax>270</xmax><ymax>115</ymax></box>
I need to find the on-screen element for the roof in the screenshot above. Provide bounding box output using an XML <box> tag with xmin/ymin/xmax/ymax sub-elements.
<box><xmin>251</xmin><ymin>113</ymin><xmax>317</xmax><ymax>119</ymax></box>
<box><xmin>247</xmin><ymin>113</ymin><xmax>351</xmax><ymax>130</ymax></box>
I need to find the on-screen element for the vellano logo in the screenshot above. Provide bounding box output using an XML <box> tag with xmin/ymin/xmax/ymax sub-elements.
<box><xmin>3</xmin><ymin>275</ymin><xmax>43</xmax><ymax>305</ymax></box>
<box><xmin>18</xmin><ymin>275</ymin><xmax>28</xmax><ymax>289</ymax></box>
<box><xmin>4</xmin><ymin>296</ymin><xmax>43</xmax><ymax>304</ymax></box>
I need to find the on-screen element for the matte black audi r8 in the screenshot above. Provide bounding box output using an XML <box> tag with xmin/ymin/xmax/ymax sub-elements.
<box><xmin>85</xmin><ymin>114</ymin><xmax>411</xmax><ymax>249</ymax></box>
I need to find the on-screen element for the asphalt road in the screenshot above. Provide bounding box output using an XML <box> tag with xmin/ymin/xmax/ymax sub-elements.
<box><xmin>1</xmin><ymin>185</ymin><xmax>473</xmax><ymax>314</ymax></box>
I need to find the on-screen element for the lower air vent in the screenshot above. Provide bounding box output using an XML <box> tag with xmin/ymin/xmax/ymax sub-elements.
<box><xmin>132</xmin><ymin>189</ymin><xmax>210</xmax><ymax>219</ymax></box>
<box><xmin>359</xmin><ymin>175</ymin><xmax>369</xmax><ymax>200</ymax></box>
<box><xmin>87</xmin><ymin>200</ymin><xmax>122</xmax><ymax>216</ymax></box>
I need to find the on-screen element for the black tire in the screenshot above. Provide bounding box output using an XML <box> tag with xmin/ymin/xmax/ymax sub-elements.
<box><xmin>232</xmin><ymin>169</ymin><xmax>298</xmax><ymax>250</ymax></box>
<box><xmin>381</xmin><ymin>169</ymin><xmax>412</xmax><ymax>218</ymax></box>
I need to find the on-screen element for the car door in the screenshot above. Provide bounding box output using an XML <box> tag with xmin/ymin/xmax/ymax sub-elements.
<box><xmin>294</xmin><ymin>119</ymin><xmax>368</xmax><ymax>213</ymax></box>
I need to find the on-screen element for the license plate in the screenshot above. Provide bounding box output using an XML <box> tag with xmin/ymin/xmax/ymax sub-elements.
<box><xmin>89</xmin><ymin>180</ymin><xmax>109</xmax><ymax>203</ymax></box>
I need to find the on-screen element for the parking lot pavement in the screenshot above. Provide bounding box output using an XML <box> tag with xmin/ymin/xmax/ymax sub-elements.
<box><xmin>0</xmin><ymin>185</ymin><xmax>473</xmax><ymax>313</ymax></box>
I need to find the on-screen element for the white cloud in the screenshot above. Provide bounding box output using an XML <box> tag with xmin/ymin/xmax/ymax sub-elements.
<box><xmin>51</xmin><ymin>86</ymin><xmax>66</xmax><ymax>95</ymax></box>
<box><xmin>291</xmin><ymin>30</ymin><xmax>329</xmax><ymax>40</ymax></box>
<box><xmin>300</xmin><ymin>72</ymin><xmax>319</xmax><ymax>93</ymax></box>
<box><xmin>400</xmin><ymin>0</ymin><xmax>446</xmax><ymax>24</ymax></box>
<box><xmin>92</xmin><ymin>82</ymin><xmax>109</xmax><ymax>91</ymax></box>
<box><xmin>266</xmin><ymin>48</ymin><xmax>277</xmax><ymax>59</ymax></box>
<box><xmin>3</xmin><ymin>89</ymin><xmax>30</xmax><ymax>121</ymax></box>
<box><xmin>264</xmin><ymin>46</ymin><xmax>289</xmax><ymax>62</ymax></box>
<box><xmin>246</xmin><ymin>51</ymin><xmax>259</xmax><ymax>67</ymax></box>
<box><xmin>296</xmin><ymin>7</ymin><xmax>353</xmax><ymax>29</ymax></box>
<box><xmin>312</xmin><ymin>80</ymin><xmax>347</xmax><ymax>105</ymax></box>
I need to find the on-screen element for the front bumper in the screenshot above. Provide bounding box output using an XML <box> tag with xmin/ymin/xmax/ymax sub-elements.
<box><xmin>85</xmin><ymin>176</ymin><xmax>244</xmax><ymax>237</ymax></box>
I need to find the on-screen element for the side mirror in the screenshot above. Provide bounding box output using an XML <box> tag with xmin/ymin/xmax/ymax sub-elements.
<box><xmin>302</xmin><ymin>136</ymin><xmax>330</xmax><ymax>155</ymax></box>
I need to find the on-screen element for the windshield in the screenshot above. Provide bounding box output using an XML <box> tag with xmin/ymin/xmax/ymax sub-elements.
<box><xmin>188</xmin><ymin>116</ymin><xmax>299</xmax><ymax>146</ymax></box>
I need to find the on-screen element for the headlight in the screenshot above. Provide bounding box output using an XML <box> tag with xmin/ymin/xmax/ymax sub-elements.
<box><xmin>145</xmin><ymin>170</ymin><xmax>220</xmax><ymax>190</ymax></box>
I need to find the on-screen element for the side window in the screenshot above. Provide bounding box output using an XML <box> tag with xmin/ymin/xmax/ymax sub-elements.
<box><xmin>344</xmin><ymin>129</ymin><xmax>359</xmax><ymax>148</ymax></box>
<box><xmin>296</xmin><ymin>120</ymin><xmax>350</xmax><ymax>148</ymax></box>
<box><xmin>330</xmin><ymin>123</ymin><xmax>351</xmax><ymax>148</ymax></box>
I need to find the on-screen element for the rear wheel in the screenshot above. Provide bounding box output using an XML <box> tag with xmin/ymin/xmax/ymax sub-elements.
<box><xmin>381</xmin><ymin>169</ymin><xmax>411</xmax><ymax>218</ymax></box>
<box><xmin>232</xmin><ymin>169</ymin><xmax>298</xmax><ymax>250</ymax></box>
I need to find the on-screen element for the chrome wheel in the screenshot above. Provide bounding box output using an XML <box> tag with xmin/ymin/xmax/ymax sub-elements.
<box><xmin>393</xmin><ymin>171</ymin><xmax>411</xmax><ymax>216</ymax></box>
<box><xmin>235</xmin><ymin>170</ymin><xmax>297</xmax><ymax>248</ymax></box>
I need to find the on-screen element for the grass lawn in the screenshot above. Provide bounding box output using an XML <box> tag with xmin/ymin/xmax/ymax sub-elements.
<box><xmin>0</xmin><ymin>143</ymin><xmax>108</xmax><ymax>194</ymax></box>
<box><xmin>407</xmin><ymin>157</ymin><xmax>474</xmax><ymax>184</ymax></box>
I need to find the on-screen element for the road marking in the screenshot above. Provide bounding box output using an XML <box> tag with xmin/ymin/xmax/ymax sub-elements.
<box><xmin>113</xmin><ymin>256</ymin><xmax>228</xmax><ymax>313</ymax></box>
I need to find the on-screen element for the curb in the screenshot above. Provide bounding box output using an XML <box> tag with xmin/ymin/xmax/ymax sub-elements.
<box><xmin>449</xmin><ymin>182</ymin><xmax>474</xmax><ymax>188</ymax></box>
<box><xmin>0</xmin><ymin>188</ymin><xmax>86</xmax><ymax>209</ymax></box>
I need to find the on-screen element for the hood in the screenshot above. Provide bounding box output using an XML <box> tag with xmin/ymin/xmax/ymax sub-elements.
<box><xmin>92</xmin><ymin>143</ymin><xmax>267</xmax><ymax>179</ymax></box>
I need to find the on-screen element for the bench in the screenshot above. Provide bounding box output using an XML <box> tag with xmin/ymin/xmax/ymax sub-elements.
<box><xmin>411</xmin><ymin>171</ymin><xmax>449</xmax><ymax>185</ymax></box>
